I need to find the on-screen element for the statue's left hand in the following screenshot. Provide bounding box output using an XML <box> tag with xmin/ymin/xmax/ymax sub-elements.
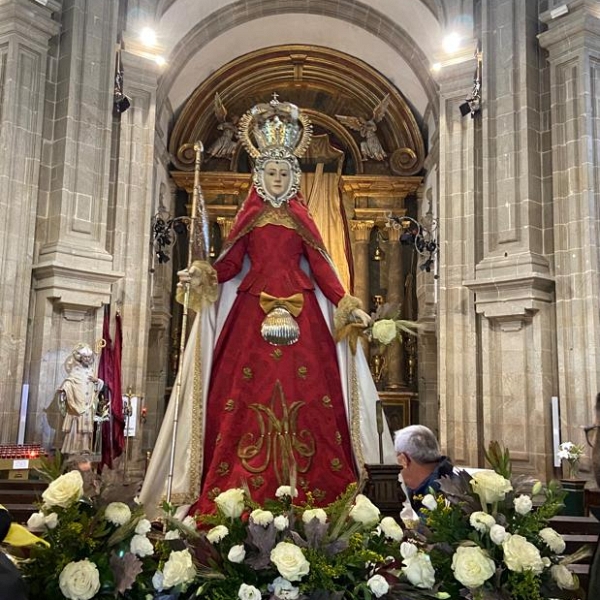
<box><xmin>350</xmin><ymin>308</ymin><xmax>371</xmax><ymax>327</ymax></box>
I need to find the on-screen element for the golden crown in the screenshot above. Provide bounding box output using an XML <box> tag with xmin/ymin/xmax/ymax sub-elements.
<box><xmin>239</xmin><ymin>93</ymin><xmax>312</xmax><ymax>159</ymax></box>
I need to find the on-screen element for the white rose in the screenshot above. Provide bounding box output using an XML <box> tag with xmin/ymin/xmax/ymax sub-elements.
<box><xmin>130</xmin><ymin>534</ymin><xmax>154</xmax><ymax>557</ymax></box>
<box><xmin>367</xmin><ymin>574</ymin><xmax>390</xmax><ymax>598</ymax></box>
<box><xmin>275</xmin><ymin>486</ymin><xmax>298</xmax><ymax>498</ymax></box>
<box><xmin>349</xmin><ymin>494</ymin><xmax>380</xmax><ymax>526</ymax></box>
<box><xmin>470</xmin><ymin>471</ymin><xmax>512</xmax><ymax>505</ymax></box>
<box><xmin>105</xmin><ymin>502</ymin><xmax>132</xmax><ymax>526</ymax></box>
<box><xmin>250</xmin><ymin>508</ymin><xmax>274</xmax><ymax>526</ymax></box>
<box><xmin>165</xmin><ymin>530</ymin><xmax>180</xmax><ymax>540</ymax></box>
<box><xmin>274</xmin><ymin>515</ymin><xmax>289</xmax><ymax>531</ymax></box>
<box><xmin>489</xmin><ymin>524</ymin><xmax>509</xmax><ymax>545</ymax></box>
<box><xmin>302</xmin><ymin>508</ymin><xmax>327</xmax><ymax>525</ymax></box>
<box><xmin>135</xmin><ymin>518</ymin><xmax>152</xmax><ymax>535</ymax></box>
<box><xmin>372</xmin><ymin>319</ymin><xmax>397</xmax><ymax>345</ymax></box>
<box><xmin>422</xmin><ymin>494</ymin><xmax>438</xmax><ymax>511</ymax></box>
<box><xmin>42</xmin><ymin>470</ymin><xmax>84</xmax><ymax>509</ymax></box>
<box><xmin>367</xmin><ymin>575</ymin><xmax>390</xmax><ymax>598</ymax></box>
<box><xmin>238</xmin><ymin>583</ymin><xmax>261</xmax><ymax>600</ymax></box>
<box><xmin>27</xmin><ymin>511</ymin><xmax>46</xmax><ymax>532</ymax></box>
<box><xmin>269</xmin><ymin>576</ymin><xmax>300</xmax><ymax>600</ymax></box>
<box><xmin>451</xmin><ymin>546</ymin><xmax>496</xmax><ymax>589</ymax></box>
<box><xmin>539</xmin><ymin>527</ymin><xmax>566</xmax><ymax>554</ymax></box>
<box><xmin>400</xmin><ymin>541</ymin><xmax>418</xmax><ymax>559</ymax></box>
<box><xmin>270</xmin><ymin>542</ymin><xmax>310</xmax><ymax>581</ymax></box>
<box><xmin>152</xmin><ymin>570</ymin><xmax>164</xmax><ymax>592</ymax></box>
<box><xmin>550</xmin><ymin>564</ymin><xmax>578</xmax><ymax>590</ymax></box>
<box><xmin>58</xmin><ymin>559</ymin><xmax>101</xmax><ymax>600</ymax></box>
<box><xmin>380</xmin><ymin>516</ymin><xmax>403</xmax><ymax>541</ymax></box>
<box><xmin>206</xmin><ymin>524</ymin><xmax>229</xmax><ymax>543</ymax></box>
<box><xmin>214</xmin><ymin>488</ymin><xmax>245</xmax><ymax>518</ymax></box>
<box><xmin>513</xmin><ymin>495</ymin><xmax>533</xmax><ymax>515</ymax></box>
<box><xmin>502</xmin><ymin>534</ymin><xmax>544</xmax><ymax>573</ymax></box>
<box><xmin>403</xmin><ymin>552</ymin><xmax>436</xmax><ymax>589</ymax></box>
<box><xmin>162</xmin><ymin>549</ymin><xmax>196</xmax><ymax>589</ymax></box>
<box><xmin>228</xmin><ymin>544</ymin><xmax>246</xmax><ymax>563</ymax></box>
<box><xmin>469</xmin><ymin>511</ymin><xmax>496</xmax><ymax>533</ymax></box>
<box><xmin>45</xmin><ymin>513</ymin><xmax>58</xmax><ymax>530</ymax></box>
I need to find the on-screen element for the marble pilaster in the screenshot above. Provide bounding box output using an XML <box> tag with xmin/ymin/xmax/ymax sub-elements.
<box><xmin>0</xmin><ymin>0</ymin><xmax>60</xmax><ymax>442</ymax></box>
<box><xmin>349</xmin><ymin>220</ymin><xmax>374</xmax><ymax>311</ymax></box>
<box><xmin>538</xmin><ymin>1</ymin><xmax>600</xmax><ymax>455</ymax></box>
<box><xmin>385</xmin><ymin>225</ymin><xmax>404</xmax><ymax>389</ymax></box>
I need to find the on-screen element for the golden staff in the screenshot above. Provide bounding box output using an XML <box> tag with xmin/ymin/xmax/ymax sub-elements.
<box><xmin>166</xmin><ymin>141</ymin><xmax>205</xmax><ymax>504</ymax></box>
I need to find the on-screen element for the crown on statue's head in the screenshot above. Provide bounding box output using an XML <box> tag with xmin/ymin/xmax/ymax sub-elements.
<box><xmin>239</xmin><ymin>93</ymin><xmax>312</xmax><ymax>159</ymax></box>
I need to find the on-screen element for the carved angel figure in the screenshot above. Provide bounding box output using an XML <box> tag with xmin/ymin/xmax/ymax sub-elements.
<box><xmin>207</xmin><ymin>92</ymin><xmax>238</xmax><ymax>159</ymax></box>
<box><xmin>335</xmin><ymin>93</ymin><xmax>391</xmax><ymax>161</ymax></box>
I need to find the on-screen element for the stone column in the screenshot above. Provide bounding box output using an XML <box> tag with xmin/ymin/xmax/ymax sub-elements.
<box><xmin>0</xmin><ymin>0</ymin><xmax>59</xmax><ymax>442</ymax></box>
<box><xmin>539</xmin><ymin>2</ymin><xmax>600</xmax><ymax>455</ymax></box>
<box><xmin>437</xmin><ymin>57</ymin><xmax>481</xmax><ymax>466</ymax></box>
<box><xmin>385</xmin><ymin>225</ymin><xmax>404</xmax><ymax>388</ymax></box>
<box><xmin>464</xmin><ymin>0</ymin><xmax>557</xmax><ymax>477</ymax></box>
<box><xmin>349</xmin><ymin>220</ymin><xmax>374</xmax><ymax>311</ymax></box>
<box><xmin>29</xmin><ymin>0</ymin><xmax>122</xmax><ymax>446</ymax></box>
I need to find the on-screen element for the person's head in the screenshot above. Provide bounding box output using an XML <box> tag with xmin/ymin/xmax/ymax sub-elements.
<box><xmin>394</xmin><ymin>425</ymin><xmax>442</xmax><ymax>489</ymax></box>
<box><xmin>253</xmin><ymin>149</ymin><xmax>301</xmax><ymax>207</ymax></box>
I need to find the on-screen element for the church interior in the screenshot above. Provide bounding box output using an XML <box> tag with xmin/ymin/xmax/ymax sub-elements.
<box><xmin>1</xmin><ymin>0</ymin><xmax>600</xmax><ymax>552</ymax></box>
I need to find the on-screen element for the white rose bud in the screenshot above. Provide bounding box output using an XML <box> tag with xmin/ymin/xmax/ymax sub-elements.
<box><xmin>27</xmin><ymin>512</ymin><xmax>46</xmax><ymax>532</ymax></box>
<box><xmin>402</xmin><ymin>552</ymin><xmax>436</xmax><ymax>589</ymax></box>
<box><xmin>421</xmin><ymin>494</ymin><xmax>438</xmax><ymax>511</ymax></box>
<box><xmin>44</xmin><ymin>513</ymin><xmax>58</xmax><ymax>530</ymax></box>
<box><xmin>349</xmin><ymin>494</ymin><xmax>380</xmax><ymax>526</ymax></box>
<box><xmin>513</xmin><ymin>494</ymin><xmax>533</xmax><ymax>515</ymax></box>
<box><xmin>206</xmin><ymin>524</ymin><xmax>229</xmax><ymax>544</ymax></box>
<box><xmin>489</xmin><ymin>524</ymin><xmax>509</xmax><ymax>545</ymax></box>
<box><xmin>550</xmin><ymin>564</ymin><xmax>578</xmax><ymax>590</ymax></box>
<box><xmin>58</xmin><ymin>559</ymin><xmax>101</xmax><ymax>600</ymax></box>
<box><xmin>130</xmin><ymin>534</ymin><xmax>154</xmax><ymax>557</ymax></box>
<box><xmin>42</xmin><ymin>470</ymin><xmax>84</xmax><ymax>509</ymax></box>
<box><xmin>302</xmin><ymin>508</ymin><xmax>327</xmax><ymax>525</ymax></box>
<box><xmin>270</xmin><ymin>542</ymin><xmax>310</xmax><ymax>582</ymax></box>
<box><xmin>532</xmin><ymin>480</ymin><xmax>543</xmax><ymax>496</ymax></box>
<box><xmin>214</xmin><ymin>488</ymin><xmax>245</xmax><ymax>518</ymax></box>
<box><xmin>105</xmin><ymin>502</ymin><xmax>132</xmax><ymax>526</ymax></box>
<box><xmin>451</xmin><ymin>546</ymin><xmax>495</xmax><ymax>589</ymax></box>
<box><xmin>539</xmin><ymin>527</ymin><xmax>566</xmax><ymax>554</ymax></box>
<box><xmin>228</xmin><ymin>544</ymin><xmax>246</xmax><ymax>563</ymax></box>
<box><xmin>379</xmin><ymin>516</ymin><xmax>404</xmax><ymax>541</ymax></box>
<box><xmin>400</xmin><ymin>541</ymin><xmax>418</xmax><ymax>559</ymax></box>
<box><xmin>274</xmin><ymin>514</ymin><xmax>289</xmax><ymax>531</ymax></box>
<box><xmin>367</xmin><ymin>574</ymin><xmax>390</xmax><ymax>598</ymax></box>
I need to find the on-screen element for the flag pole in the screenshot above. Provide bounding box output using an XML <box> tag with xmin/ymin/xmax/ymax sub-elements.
<box><xmin>166</xmin><ymin>141</ymin><xmax>205</xmax><ymax>504</ymax></box>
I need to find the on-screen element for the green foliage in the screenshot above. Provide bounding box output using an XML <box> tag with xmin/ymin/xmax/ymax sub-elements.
<box><xmin>484</xmin><ymin>440</ymin><xmax>512</xmax><ymax>479</ymax></box>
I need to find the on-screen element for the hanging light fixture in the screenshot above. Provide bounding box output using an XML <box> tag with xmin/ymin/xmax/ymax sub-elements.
<box><xmin>372</xmin><ymin>228</ymin><xmax>385</xmax><ymax>262</ymax></box>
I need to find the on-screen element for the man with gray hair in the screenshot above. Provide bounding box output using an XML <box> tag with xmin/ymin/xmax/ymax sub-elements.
<box><xmin>394</xmin><ymin>424</ymin><xmax>454</xmax><ymax>514</ymax></box>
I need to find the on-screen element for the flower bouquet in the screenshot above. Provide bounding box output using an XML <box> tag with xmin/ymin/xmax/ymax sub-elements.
<box><xmin>557</xmin><ymin>441</ymin><xmax>585</xmax><ymax>479</ymax></box>
<box><xmin>411</xmin><ymin>442</ymin><xmax>589</xmax><ymax>600</ymax></box>
<box><xmin>366</xmin><ymin>303</ymin><xmax>420</xmax><ymax>348</ymax></box>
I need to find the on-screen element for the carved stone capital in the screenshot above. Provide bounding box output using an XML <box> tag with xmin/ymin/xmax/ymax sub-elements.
<box><xmin>349</xmin><ymin>220</ymin><xmax>374</xmax><ymax>242</ymax></box>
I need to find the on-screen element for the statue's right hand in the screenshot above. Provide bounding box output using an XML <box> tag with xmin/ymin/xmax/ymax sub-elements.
<box><xmin>176</xmin><ymin>261</ymin><xmax>218</xmax><ymax>295</ymax></box>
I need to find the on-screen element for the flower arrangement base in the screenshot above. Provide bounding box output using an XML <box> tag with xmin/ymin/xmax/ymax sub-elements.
<box><xmin>560</xmin><ymin>478</ymin><xmax>587</xmax><ymax>516</ymax></box>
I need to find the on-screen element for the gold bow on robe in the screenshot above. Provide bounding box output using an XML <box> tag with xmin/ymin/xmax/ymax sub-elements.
<box><xmin>259</xmin><ymin>292</ymin><xmax>304</xmax><ymax>317</ymax></box>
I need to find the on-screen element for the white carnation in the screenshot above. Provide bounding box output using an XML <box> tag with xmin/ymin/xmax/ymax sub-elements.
<box><xmin>105</xmin><ymin>502</ymin><xmax>132</xmax><ymax>526</ymax></box>
<box><xmin>27</xmin><ymin>512</ymin><xmax>46</xmax><ymax>532</ymax></box>
<box><xmin>550</xmin><ymin>564</ymin><xmax>577</xmax><ymax>590</ymax></box>
<box><xmin>513</xmin><ymin>494</ymin><xmax>533</xmax><ymax>515</ymax></box>
<box><xmin>470</xmin><ymin>511</ymin><xmax>496</xmax><ymax>532</ymax></box>
<box><xmin>250</xmin><ymin>508</ymin><xmax>274</xmax><ymax>526</ymax></box>
<box><xmin>44</xmin><ymin>512</ymin><xmax>58</xmax><ymax>529</ymax></box>
<box><xmin>275</xmin><ymin>486</ymin><xmax>298</xmax><ymax>498</ymax></box>
<box><xmin>268</xmin><ymin>576</ymin><xmax>300</xmax><ymax>600</ymax></box>
<box><xmin>135</xmin><ymin>518</ymin><xmax>152</xmax><ymax>535</ymax></box>
<box><xmin>302</xmin><ymin>508</ymin><xmax>327</xmax><ymax>525</ymax></box>
<box><xmin>165</xmin><ymin>529</ymin><xmax>180</xmax><ymax>540</ymax></box>
<box><xmin>489</xmin><ymin>524</ymin><xmax>509</xmax><ymax>545</ymax></box>
<box><xmin>238</xmin><ymin>583</ymin><xmax>262</xmax><ymax>600</ymax></box>
<box><xmin>274</xmin><ymin>515</ymin><xmax>289</xmax><ymax>531</ymax></box>
<box><xmin>539</xmin><ymin>527</ymin><xmax>566</xmax><ymax>554</ymax></box>
<box><xmin>206</xmin><ymin>524</ymin><xmax>229</xmax><ymax>543</ymax></box>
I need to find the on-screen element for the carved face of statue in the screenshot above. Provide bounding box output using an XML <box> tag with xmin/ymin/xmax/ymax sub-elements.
<box><xmin>262</xmin><ymin>160</ymin><xmax>292</xmax><ymax>201</ymax></box>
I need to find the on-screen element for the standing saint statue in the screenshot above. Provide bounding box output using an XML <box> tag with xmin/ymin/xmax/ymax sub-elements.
<box><xmin>140</xmin><ymin>95</ymin><xmax>396</xmax><ymax>517</ymax></box>
<box><xmin>58</xmin><ymin>343</ymin><xmax>103</xmax><ymax>455</ymax></box>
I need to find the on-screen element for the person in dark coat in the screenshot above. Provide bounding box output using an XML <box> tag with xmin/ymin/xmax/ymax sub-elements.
<box><xmin>394</xmin><ymin>425</ymin><xmax>455</xmax><ymax>516</ymax></box>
